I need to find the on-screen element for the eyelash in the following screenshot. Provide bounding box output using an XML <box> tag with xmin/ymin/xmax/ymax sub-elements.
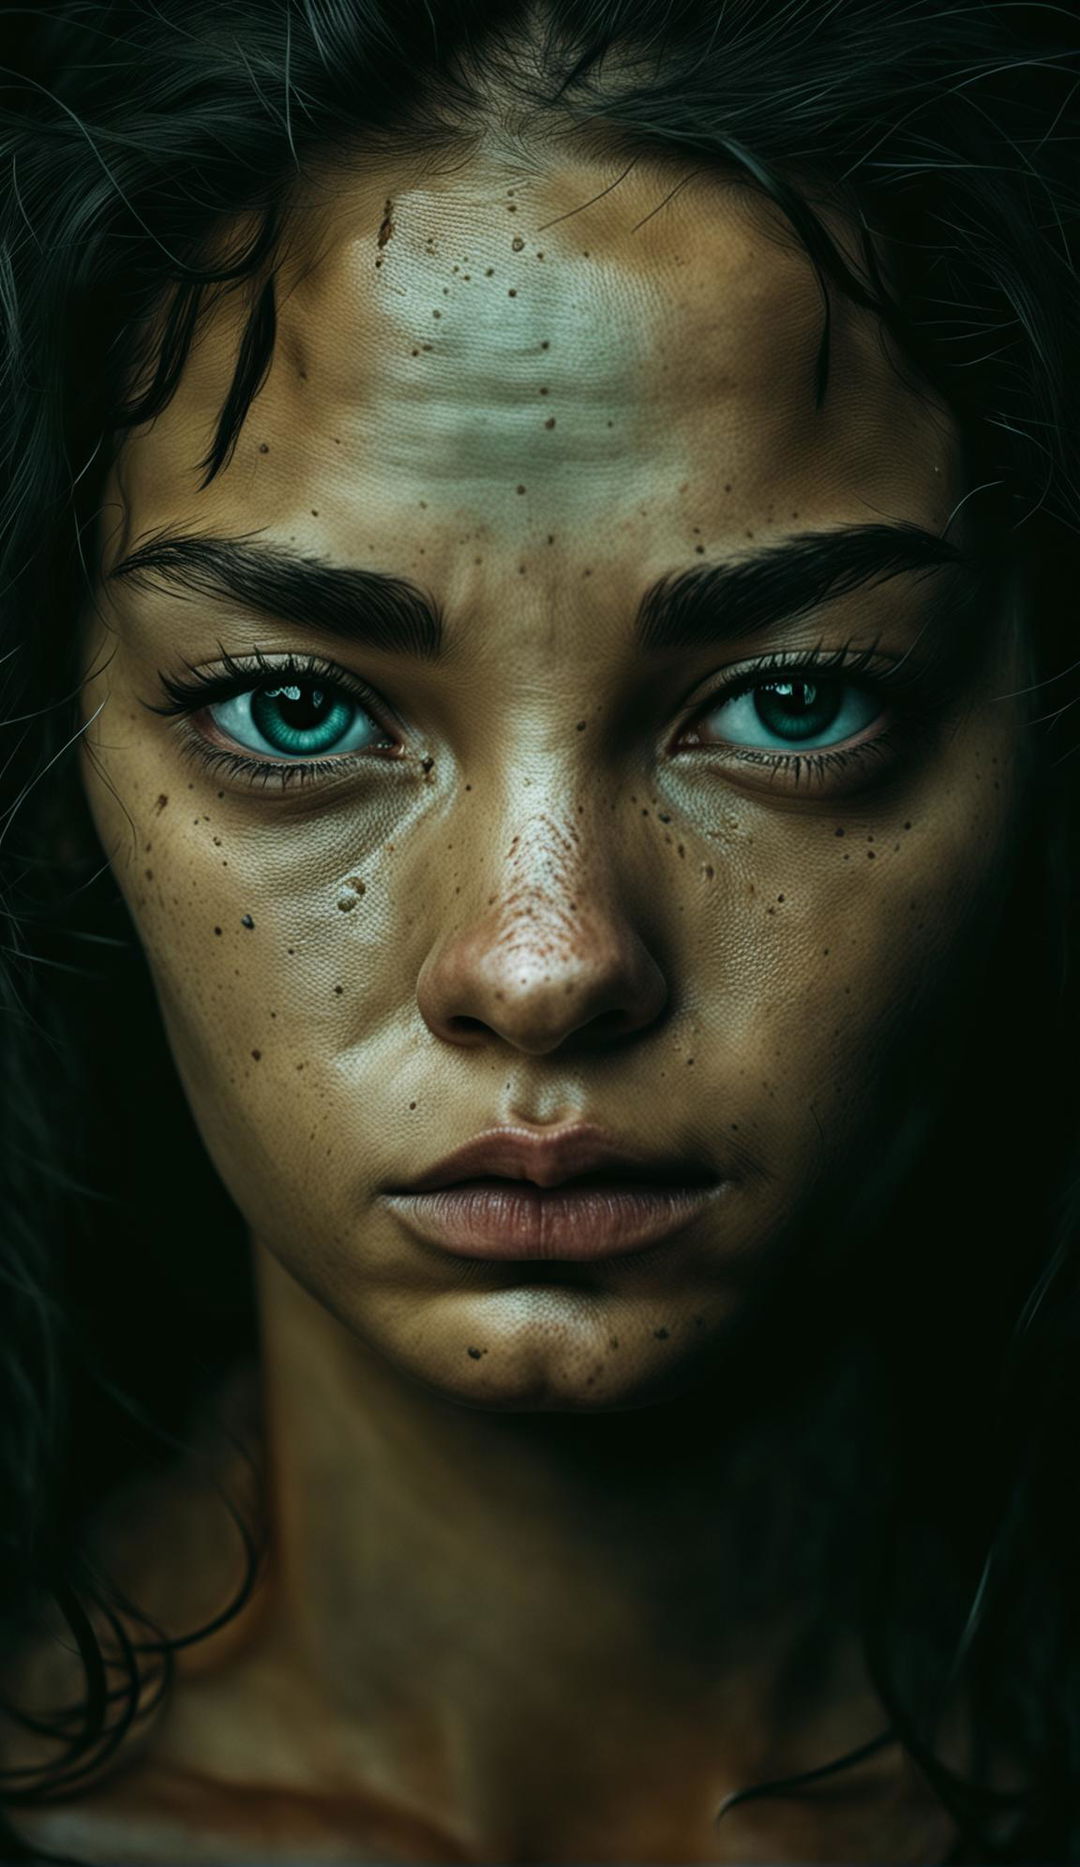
<box><xmin>149</xmin><ymin>640</ymin><xmax>941</xmax><ymax>795</ymax></box>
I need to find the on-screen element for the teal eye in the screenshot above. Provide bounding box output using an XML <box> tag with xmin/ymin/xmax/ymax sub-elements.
<box><xmin>208</xmin><ymin>680</ymin><xmax>392</xmax><ymax>759</ymax></box>
<box><xmin>704</xmin><ymin>676</ymin><xmax>881</xmax><ymax>752</ymax></box>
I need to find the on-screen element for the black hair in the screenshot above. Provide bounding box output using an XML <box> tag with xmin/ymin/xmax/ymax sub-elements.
<box><xmin>1</xmin><ymin>1</ymin><xmax>1079</xmax><ymax>1860</ymax></box>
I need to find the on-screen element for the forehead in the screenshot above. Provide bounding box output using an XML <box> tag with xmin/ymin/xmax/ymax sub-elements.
<box><xmin>107</xmin><ymin>152</ymin><xmax>960</xmax><ymax>565</ymax></box>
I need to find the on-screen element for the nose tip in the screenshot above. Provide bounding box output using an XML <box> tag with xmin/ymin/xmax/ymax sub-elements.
<box><xmin>416</xmin><ymin>883</ymin><xmax>668</xmax><ymax>1056</ymax></box>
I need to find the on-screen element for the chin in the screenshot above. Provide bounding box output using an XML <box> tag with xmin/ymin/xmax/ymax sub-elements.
<box><xmin>375</xmin><ymin>1286</ymin><xmax>734</xmax><ymax>1415</ymax></box>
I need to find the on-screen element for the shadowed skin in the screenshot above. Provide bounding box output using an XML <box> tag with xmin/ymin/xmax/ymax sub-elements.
<box><xmin>8</xmin><ymin>147</ymin><xmax>1028</xmax><ymax>1861</ymax></box>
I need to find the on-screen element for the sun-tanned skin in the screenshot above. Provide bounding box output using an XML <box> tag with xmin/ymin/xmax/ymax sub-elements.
<box><xmin>7</xmin><ymin>149</ymin><xmax>1028</xmax><ymax>1861</ymax></box>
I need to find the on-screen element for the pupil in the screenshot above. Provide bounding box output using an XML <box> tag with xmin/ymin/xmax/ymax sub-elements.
<box><xmin>754</xmin><ymin>677</ymin><xmax>841</xmax><ymax>742</ymax></box>
<box><xmin>264</xmin><ymin>682</ymin><xmax>330</xmax><ymax>730</ymax></box>
<box><xmin>251</xmin><ymin>680</ymin><xmax>354</xmax><ymax>753</ymax></box>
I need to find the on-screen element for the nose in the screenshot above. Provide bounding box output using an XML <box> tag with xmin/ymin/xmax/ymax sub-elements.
<box><xmin>416</xmin><ymin>809</ymin><xmax>669</xmax><ymax>1056</ymax></box>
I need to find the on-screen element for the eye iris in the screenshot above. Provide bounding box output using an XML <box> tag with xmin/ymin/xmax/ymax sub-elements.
<box><xmin>753</xmin><ymin>677</ymin><xmax>842</xmax><ymax>743</ymax></box>
<box><xmin>250</xmin><ymin>682</ymin><xmax>355</xmax><ymax>754</ymax></box>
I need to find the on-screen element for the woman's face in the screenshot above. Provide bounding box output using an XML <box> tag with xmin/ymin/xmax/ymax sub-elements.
<box><xmin>82</xmin><ymin>152</ymin><xmax>1026</xmax><ymax>1410</ymax></box>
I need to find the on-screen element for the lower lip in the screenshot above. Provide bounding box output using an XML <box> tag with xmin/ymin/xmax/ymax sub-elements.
<box><xmin>382</xmin><ymin>1180</ymin><xmax>724</xmax><ymax>1261</ymax></box>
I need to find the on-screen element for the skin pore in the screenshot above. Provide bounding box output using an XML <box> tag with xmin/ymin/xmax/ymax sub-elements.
<box><xmin>8</xmin><ymin>146</ymin><xmax>1029</xmax><ymax>1862</ymax></box>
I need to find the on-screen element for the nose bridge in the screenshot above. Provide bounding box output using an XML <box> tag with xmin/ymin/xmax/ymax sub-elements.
<box><xmin>497</xmin><ymin>807</ymin><xmax>592</xmax><ymax>961</ymax></box>
<box><xmin>416</xmin><ymin>794</ymin><xmax>668</xmax><ymax>1055</ymax></box>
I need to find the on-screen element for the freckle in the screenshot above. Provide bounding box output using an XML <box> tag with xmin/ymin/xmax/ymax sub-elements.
<box><xmin>724</xmin><ymin>483</ymin><xmax>732</xmax><ymax>493</ymax></box>
<box><xmin>154</xmin><ymin>794</ymin><xmax>168</xmax><ymax>813</ymax></box>
<box><xmin>287</xmin><ymin>946</ymin><xmax>295</xmax><ymax>954</ymax></box>
<box><xmin>516</xmin><ymin>484</ymin><xmax>526</xmax><ymax>495</ymax></box>
<box><xmin>686</xmin><ymin>1057</ymin><xmax>694</xmax><ymax>1066</ymax></box>
<box><xmin>547</xmin><ymin>534</ymin><xmax>555</xmax><ymax>545</ymax></box>
<box><xmin>834</xmin><ymin>826</ymin><xmax>845</xmax><ymax>837</ymax></box>
<box><xmin>695</xmin><ymin>544</ymin><xmax>705</xmax><ymax>554</ymax></box>
<box><xmin>654</xmin><ymin>1327</ymin><xmax>669</xmax><ymax>1340</ymax></box>
<box><xmin>214</xmin><ymin>926</ymin><xmax>222</xmax><ymax>936</ymax></box>
<box><xmin>485</xmin><ymin>267</ymin><xmax>494</xmax><ymax>276</ymax></box>
<box><xmin>704</xmin><ymin>864</ymin><xmax>714</xmax><ymax>878</ymax></box>
<box><xmin>777</xmin><ymin>893</ymin><xmax>784</xmax><ymax>902</ymax></box>
<box><xmin>311</xmin><ymin>509</ymin><xmax>319</xmax><ymax>517</ymax></box>
<box><xmin>867</xmin><ymin>851</ymin><xmax>876</xmax><ymax>859</ymax></box>
<box><xmin>543</xmin><ymin>416</ymin><xmax>556</xmax><ymax>430</ymax></box>
<box><xmin>144</xmin><ymin>868</ymin><xmax>153</xmax><ymax>880</ymax></box>
<box><xmin>583</xmin><ymin>567</ymin><xmax>592</xmax><ymax>577</ymax></box>
<box><xmin>241</xmin><ymin>914</ymin><xmax>255</xmax><ymax>929</ymax></box>
<box><xmin>213</xmin><ymin>836</ymin><xmax>222</xmax><ymax>846</ymax></box>
<box><xmin>422</xmin><ymin>343</ymin><xmax>432</xmax><ymax>351</ymax></box>
<box><xmin>411</xmin><ymin>348</ymin><xmax>419</xmax><ymax>356</ymax></box>
<box><xmin>258</xmin><ymin>442</ymin><xmax>269</xmax><ymax>455</ymax></box>
<box><xmin>432</xmin><ymin>310</ymin><xmax>441</xmax><ymax>318</ymax></box>
<box><xmin>409</xmin><ymin>1100</ymin><xmax>417</xmax><ymax>1109</ymax></box>
<box><xmin>576</xmin><ymin>720</ymin><xmax>587</xmax><ymax>732</ymax></box>
<box><xmin>904</xmin><ymin>821</ymin><xmax>912</xmax><ymax>830</ymax></box>
<box><xmin>251</xmin><ymin>1049</ymin><xmax>261</xmax><ymax>1061</ymax></box>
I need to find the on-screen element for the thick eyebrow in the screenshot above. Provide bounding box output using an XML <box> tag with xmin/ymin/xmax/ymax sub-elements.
<box><xmin>109</xmin><ymin>532</ymin><xmax>445</xmax><ymax>660</ymax></box>
<box><xmin>108</xmin><ymin>520</ymin><xmax>966</xmax><ymax>661</ymax></box>
<box><xmin>634</xmin><ymin>521</ymin><xmax>967</xmax><ymax>654</ymax></box>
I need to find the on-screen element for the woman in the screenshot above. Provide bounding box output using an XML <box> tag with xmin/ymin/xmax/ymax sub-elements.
<box><xmin>0</xmin><ymin>1</ymin><xmax>1078</xmax><ymax>1860</ymax></box>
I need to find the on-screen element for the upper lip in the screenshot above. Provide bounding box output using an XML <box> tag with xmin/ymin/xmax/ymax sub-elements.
<box><xmin>388</xmin><ymin>1123</ymin><xmax>717</xmax><ymax>1193</ymax></box>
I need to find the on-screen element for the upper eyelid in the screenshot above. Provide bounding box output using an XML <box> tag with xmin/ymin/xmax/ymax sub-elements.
<box><xmin>680</xmin><ymin>642</ymin><xmax>903</xmax><ymax>714</ymax></box>
<box><xmin>149</xmin><ymin>650</ymin><xmax>395</xmax><ymax>720</ymax></box>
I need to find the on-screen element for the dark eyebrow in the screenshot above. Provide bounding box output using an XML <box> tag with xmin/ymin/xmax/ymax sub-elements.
<box><xmin>634</xmin><ymin>521</ymin><xmax>967</xmax><ymax>654</ymax></box>
<box><xmin>109</xmin><ymin>532</ymin><xmax>445</xmax><ymax>660</ymax></box>
<box><xmin>109</xmin><ymin>520</ymin><xmax>966</xmax><ymax>660</ymax></box>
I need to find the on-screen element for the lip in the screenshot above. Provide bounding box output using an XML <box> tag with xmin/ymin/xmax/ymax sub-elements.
<box><xmin>382</xmin><ymin>1180</ymin><xmax>727</xmax><ymax>1261</ymax></box>
<box><xmin>381</xmin><ymin>1122</ymin><xmax>725</xmax><ymax>1262</ymax></box>
<box><xmin>388</xmin><ymin>1122</ymin><xmax>717</xmax><ymax>1194</ymax></box>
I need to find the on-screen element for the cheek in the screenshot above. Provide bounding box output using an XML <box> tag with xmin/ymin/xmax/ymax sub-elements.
<box><xmin>78</xmin><ymin>747</ymin><xmax>387</xmax><ymax>1231</ymax></box>
<box><xmin>701</xmin><ymin>766</ymin><xmax>1020</xmax><ymax>1172</ymax></box>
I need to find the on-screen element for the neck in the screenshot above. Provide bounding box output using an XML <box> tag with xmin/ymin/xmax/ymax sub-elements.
<box><xmin>233</xmin><ymin>1243</ymin><xmax>893</xmax><ymax>1859</ymax></box>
